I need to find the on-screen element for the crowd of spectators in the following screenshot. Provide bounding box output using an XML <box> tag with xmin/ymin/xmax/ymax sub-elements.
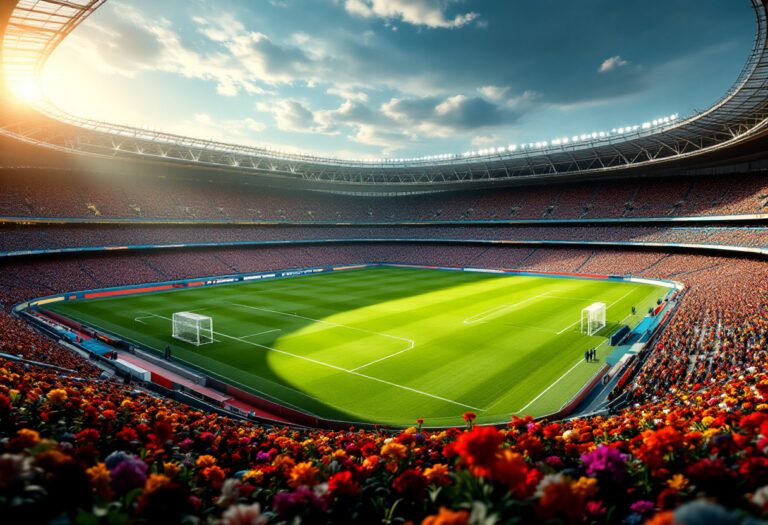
<box><xmin>1</xmin><ymin>224</ymin><xmax>766</xmax><ymax>254</ymax></box>
<box><xmin>0</xmin><ymin>243</ymin><xmax>767</xmax><ymax>523</ymax></box>
<box><xmin>1</xmin><ymin>167</ymin><xmax>766</xmax><ymax>221</ymax></box>
<box><xmin>0</xmin><ymin>245</ymin><xmax>767</xmax><ymax>523</ymax></box>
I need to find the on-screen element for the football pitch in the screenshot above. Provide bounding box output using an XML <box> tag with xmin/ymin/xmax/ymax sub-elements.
<box><xmin>47</xmin><ymin>267</ymin><xmax>667</xmax><ymax>426</ymax></box>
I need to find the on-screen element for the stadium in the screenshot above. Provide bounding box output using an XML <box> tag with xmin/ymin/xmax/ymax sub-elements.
<box><xmin>0</xmin><ymin>0</ymin><xmax>766</xmax><ymax>523</ymax></box>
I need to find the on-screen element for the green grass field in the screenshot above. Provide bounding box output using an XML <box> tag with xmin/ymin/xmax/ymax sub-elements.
<box><xmin>47</xmin><ymin>267</ymin><xmax>667</xmax><ymax>426</ymax></box>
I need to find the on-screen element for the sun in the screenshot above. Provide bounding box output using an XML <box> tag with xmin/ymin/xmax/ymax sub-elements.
<box><xmin>8</xmin><ymin>76</ymin><xmax>44</xmax><ymax>103</ymax></box>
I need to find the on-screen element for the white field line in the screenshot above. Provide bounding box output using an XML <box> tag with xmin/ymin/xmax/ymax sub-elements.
<box><xmin>68</xmin><ymin>314</ymin><xmax>341</xmax><ymax>415</ymax></box>
<box><xmin>228</xmin><ymin>302</ymin><xmax>415</xmax><ymax>373</ymax></box>
<box><xmin>146</xmin><ymin>312</ymin><xmax>478</xmax><ymax>411</ymax></box>
<box><xmin>241</xmin><ymin>329</ymin><xmax>282</xmax><ymax>339</ymax></box>
<box><xmin>556</xmin><ymin>286</ymin><xmax>639</xmax><ymax>335</ymax></box>
<box><xmin>349</xmin><ymin>343</ymin><xmax>414</xmax><ymax>372</ymax></box>
<box><xmin>229</xmin><ymin>303</ymin><xmax>414</xmax><ymax>348</ymax></box>
<box><xmin>513</xmin><ymin>339</ymin><xmax>610</xmax><ymax>414</ymax></box>
<box><xmin>463</xmin><ymin>292</ymin><xmax>552</xmax><ymax>325</ymax></box>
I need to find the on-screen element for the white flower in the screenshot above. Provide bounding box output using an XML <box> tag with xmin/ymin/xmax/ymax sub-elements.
<box><xmin>221</xmin><ymin>503</ymin><xmax>268</xmax><ymax>525</ymax></box>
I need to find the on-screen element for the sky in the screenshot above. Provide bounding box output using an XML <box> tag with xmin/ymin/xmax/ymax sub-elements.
<box><xmin>40</xmin><ymin>0</ymin><xmax>753</xmax><ymax>159</ymax></box>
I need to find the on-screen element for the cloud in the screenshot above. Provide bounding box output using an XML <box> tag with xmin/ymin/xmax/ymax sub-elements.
<box><xmin>599</xmin><ymin>55</ymin><xmax>629</xmax><ymax>73</ymax></box>
<box><xmin>478</xmin><ymin>85</ymin><xmax>509</xmax><ymax>101</ymax></box>
<box><xmin>343</xmin><ymin>0</ymin><xmax>479</xmax><ymax>29</ymax></box>
<box><xmin>382</xmin><ymin>93</ymin><xmax>526</xmax><ymax>137</ymax></box>
<box><xmin>256</xmin><ymin>99</ymin><xmax>327</xmax><ymax>133</ymax></box>
<box><xmin>167</xmin><ymin>113</ymin><xmax>267</xmax><ymax>143</ymax></box>
<box><xmin>326</xmin><ymin>87</ymin><xmax>369</xmax><ymax>102</ymax></box>
<box><xmin>471</xmin><ymin>134</ymin><xmax>498</xmax><ymax>146</ymax></box>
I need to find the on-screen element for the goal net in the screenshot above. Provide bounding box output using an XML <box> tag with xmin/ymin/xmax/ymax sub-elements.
<box><xmin>172</xmin><ymin>312</ymin><xmax>214</xmax><ymax>346</ymax></box>
<box><xmin>580</xmin><ymin>302</ymin><xmax>606</xmax><ymax>336</ymax></box>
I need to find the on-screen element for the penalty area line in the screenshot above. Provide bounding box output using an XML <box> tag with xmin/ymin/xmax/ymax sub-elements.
<box><xmin>513</xmin><ymin>339</ymin><xmax>610</xmax><ymax>414</ymax></box>
<box><xmin>145</xmin><ymin>311</ymin><xmax>478</xmax><ymax>412</ymax></box>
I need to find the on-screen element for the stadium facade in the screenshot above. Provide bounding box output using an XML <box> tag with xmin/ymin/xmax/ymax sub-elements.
<box><xmin>2</xmin><ymin>0</ymin><xmax>768</xmax><ymax>194</ymax></box>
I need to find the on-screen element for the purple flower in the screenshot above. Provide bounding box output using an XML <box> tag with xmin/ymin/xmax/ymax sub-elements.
<box><xmin>629</xmin><ymin>500</ymin><xmax>655</xmax><ymax>516</ymax></box>
<box><xmin>273</xmin><ymin>486</ymin><xmax>327</xmax><ymax>520</ymax></box>
<box><xmin>109</xmin><ymin>454</ymin><xmax>148</xmax><ymax>494</ymax></box>
<box><xmin>104</xmin><ymin>450</ymin><xmax>132</xmax><ymax>470</ymax></box>
<box><xmin>256</xmin><ymin>451</ymin><xmax>271</xmax><ymax>462</ymax></box>
<box><xmin>581</xmin><ymin>445</ymin><xmax>628</xmax><ymax>483</ymax></box>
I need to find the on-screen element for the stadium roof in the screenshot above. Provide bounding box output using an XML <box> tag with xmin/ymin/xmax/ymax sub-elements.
<box><xmin>1</xmin><ymin>0</ymin><xmax>768</xmax><ymax>193</ymax></box>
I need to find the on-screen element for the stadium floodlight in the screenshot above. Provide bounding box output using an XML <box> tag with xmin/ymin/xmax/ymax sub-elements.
<box><xmin>580</xmin><ymin>303</ymin><xmax>607</xmax><ymax>337</ymax></box>
<box><xmin>172</xmin><ymin>312</ymin><xmax>214</xmax><ymax>346</ymax></box>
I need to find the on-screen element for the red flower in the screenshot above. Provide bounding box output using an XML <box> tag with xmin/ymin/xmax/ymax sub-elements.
<box><xmin>75</xmin><ymin>428</ymin><xmax>100</xmax><ymax>444</ymax></box>
<box><xmin>328</xmin><ymin>471</ymin><xmax>359</xmax><ymax>497</ymax></box>
<box><xmin>451</xmin><ymin>426</ymin><xmax>504</xmax><ymax>477</ymax></box>
<box><xmin>393</xmin><ymin>468</ymin><xmax>427</xmax><ymax>499</ymax></box>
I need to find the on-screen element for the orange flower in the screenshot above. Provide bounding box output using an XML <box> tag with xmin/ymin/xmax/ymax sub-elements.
<box><xmin>361</xmin><ymin>455</ymin><xmax>380</xmax><ymax>474</ymax></box>
<box><xmin>86</xmin><ymin>462</ymin><xmax>112</xmax><ymax>500</ymax></box>
<box><xmin>424</xmin><ymin>463</ymin><xmax>451</xmax><ymax>486</ymax></box>
<box><xmin>196</xmin><ymin>455</ymin><xmax>217</xmax><ymax>468</ymax></box>
<box><xmin>145</xmin><ymin>473</ymin><xmax>171</xmax><ymax>493</ymax></box>
<box><xmin>645</xmin><ymin>511</ymin><xmax>675</xmax><ymax>525</ymax></box>
<box><xmin>422</xmin><ymin>507</ymin><xmax>470</xmax><ymax>525</ymax></box>
<box><xmin>273</xmin><ymin>454</ymin><xmax>296</xmax><ymax>476</ymax></box>
<box><xmin>288</xmin><ymin>461</ymin><xmax>319</xmax><ymax>488</ymax></box>
<box><xmin>381</xmin><ymin>442</ymin><xmax>408</xmax><ymax>462</ymax></box>
<box><xmin>202</xmin><ymin>465</ymin><xmax>226</xmax><ymax>488</ymax></box>
<box><xmin>571</xmin><ymin>476</ymin><xmax>599</xmax><ymax>499</ymax></box>
<box><xmin>163</xmin><ymin>461</ymin><xmax>181</xmax><ymax>478</ymax></box>
<box><xmin>16</xmin><ymin>428</ymin><xmax>40</xmax><ymax>447</ymax></box>
<box><xmin>666</xmin><ymin>474</ymin><xmax>689</xmax><ymax>491</ymax></box>
<box><xmin>46</xmin><ymin>388</ymin><xmax>67</xmax><ymax>404</ymax></box>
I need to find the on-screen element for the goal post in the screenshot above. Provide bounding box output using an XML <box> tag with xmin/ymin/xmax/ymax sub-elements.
<box><xmin>580</xmin><ymin>302</ymin><xmax>606</xmax><ymax>336</ymax></box>
<box><xmin>172</xmin><ymin>312</ymin><xmax>214</xmax><ymax>346</ymax></box>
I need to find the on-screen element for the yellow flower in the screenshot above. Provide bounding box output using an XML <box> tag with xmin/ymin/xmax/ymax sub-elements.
<box><xmin>571</xmin><ymin>476</ymin><xmax>599</xmax><ymax>499</ymax></box>
<box><xmin>288</xmin><ymin>461</ymin><xmax>319</xmax><ymax>488</ymax></box>
<box><xmin>196</xmin><ymin>455</ymin><xmax>217</xmax><ymax>468</ymax></box>
<box><xmin>242</xmin><ymin>469</ymin><xmax>264</xmax><ymax>485</ymax></box>
<box><xmin>667</xmin><ymin>474</ymin><xmax>689</xmax><ymax>491</ymax></box>
<box><xmin>381</xmin><ymin>442</ymin><xmax>408</xmax><ymax>462</ymax></box>
<box><xmin>701</xmin><ymin>416</ymin><xmax>715</xmax><ymax>428</ymax></box>
<box><xmin>46</xmin><ymin>388</ymin><xmax>68</xmax><ymax>404</ymax></box>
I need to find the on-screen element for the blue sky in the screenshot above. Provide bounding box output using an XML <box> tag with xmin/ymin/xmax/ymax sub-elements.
<box><xmin>42</xmin><ymin>0</ymin><xmax>752</xmax><ymax>159</ymax></box>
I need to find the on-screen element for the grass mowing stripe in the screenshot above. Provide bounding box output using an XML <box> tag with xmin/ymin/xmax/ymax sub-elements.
<box><xmin>47</xmin><ymin>267</ymin><xmax>668</xmax><ymax>426</ymax></box>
